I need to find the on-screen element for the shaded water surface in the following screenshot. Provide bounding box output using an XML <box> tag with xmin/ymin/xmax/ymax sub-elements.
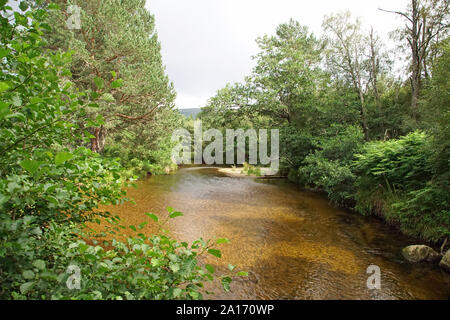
<box><xmin>106</xmin><ymin>167</ymin><xmax>449</xmax><ymax>299</ymax></box>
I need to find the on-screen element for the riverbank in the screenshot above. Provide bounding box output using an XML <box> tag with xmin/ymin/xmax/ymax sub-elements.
<box><xmin>217</xmin><ymin>167</ymin><xmax>276</xmax><ymax>178</ymax></box>
<box><xmin>99</xmin><ymin>167</ymin><xmax>450</xmax><ymax>299</ymax></box>
<box><xmin>217</xmin><ymin>165</ymin><xmax>448</xmax><ymax>259</ymax></box>
<box><xmin>286</xmin><ymin>170</ymin><xmax>449</xmax><ymax>253</ymax></box>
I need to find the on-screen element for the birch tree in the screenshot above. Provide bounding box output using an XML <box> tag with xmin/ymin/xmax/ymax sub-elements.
<box><xmin>380</xmin><ymin>0</ymin><xmax>449</xmax><ymax>120</ymax></box>
<box><xmin>322</xmin><ymin>12</ymin><xmax>371</xmax><ymax>140</ymax></box>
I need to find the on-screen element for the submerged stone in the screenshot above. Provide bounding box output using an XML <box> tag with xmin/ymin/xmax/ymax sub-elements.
<box><xmin>402</xmin><ymin>245</ymin><xmax>441</xmax><ymax>263</ymax></box>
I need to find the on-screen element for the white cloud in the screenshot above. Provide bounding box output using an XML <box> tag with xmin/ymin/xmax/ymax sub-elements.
<box><xmin>175</xmin><ymin>93</ymin><xmax>210</xmax><ymax>110</ymax></box>
<box><xmin>146</xmin><ymin>0</ymin><xmax>408</xmax><ymax>109</ymax></box>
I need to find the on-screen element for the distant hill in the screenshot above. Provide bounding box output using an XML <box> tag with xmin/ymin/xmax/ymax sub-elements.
<box><xmin>179</xmin><ymin>108</ymin><xmax>202</xmax><ymax>119</ymax></box>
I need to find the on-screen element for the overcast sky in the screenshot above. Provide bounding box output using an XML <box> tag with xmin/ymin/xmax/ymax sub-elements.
<box><xmin>146</xmin><ymin>0</ymin><xmax>408</xmax><ymax>109</ymax></box>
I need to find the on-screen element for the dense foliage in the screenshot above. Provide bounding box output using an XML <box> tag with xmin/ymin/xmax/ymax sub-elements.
<box><xmin>0</xmin><ymin>1</ymin><xmax>244</xmax><ymax>300</ymax></box>
<box><xmin>1</xmin><ymin>208</ymin><xmax>244</xmax><ymax>300</ymax></box>
<box><xmin>42</xmin><ymin>0</ymin><xmax>183</xmax><ymax>177</ymax></box>
<box><xmin>0</xmin><ymin>0</ymin><xmax>448</xmax><ymax>301</ymax></box>
<box><xmin>199</xmin><ymin>3</ymin><xmax>449</xmax><ymax>242</ymax></box>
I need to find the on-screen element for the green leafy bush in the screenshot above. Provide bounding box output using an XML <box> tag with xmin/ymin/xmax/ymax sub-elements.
<box><xmin>354</xmin><ymin>131</ymin><xmax>431</xmax><ymax>192</ymax></box>
<box><xmin>354</xmin><ymin>131</ymin><xmax>449</xmax><ymax>241</ymax></box>
<box><xmin>279</xmin><ymin>126</ymin><xmax>317</xmax><ymax>174</ymax></box>
<box><xmin>296</xmin><ymin>125</ymin><xmax>364</xmax><ymax>205</ymax></box>
<box><xmin>0</xmin><ymin>208</ymin><xmax>244</xmax><ymax>300</ymax></box>
<box><xmin>0</xmin><ymin>2</ymin><xmax>244</xmax><ymax>300</ymax></box>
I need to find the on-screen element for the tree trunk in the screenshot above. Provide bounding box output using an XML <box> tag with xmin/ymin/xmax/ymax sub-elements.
<box><xmin>370</xmin><ymin>28</ymin><xmax>384</xmax><ymax>135</ymax></box>
<box><xmin>353</xmin><ymin>51</ymin><xmax>370</xmax><ymax>141</ymax></box>
<box><xmin>90</xmin><ymin>125</ymin><xmax>107</xmax><ymax>153</ymax></box>
<box><xmin>358</xmin><ymin>89</ymin><xmax>370</xmax><ymax>141</ymax></box>
<box><xmin>410</xmin><ymin>0</ymin><xmax>421</xmax><ymax>121</ymax></box>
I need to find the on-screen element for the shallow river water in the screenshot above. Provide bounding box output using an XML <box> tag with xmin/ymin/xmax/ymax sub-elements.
<box><xmin>105</xmin><ymin>167</ymin><xmax>449</xmax><ymax>300</ymax></box>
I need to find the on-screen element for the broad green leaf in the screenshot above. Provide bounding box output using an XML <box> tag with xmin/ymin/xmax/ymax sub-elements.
<box><xmin>93</xmin><ymin>77</ymin><xmax>104</xmax><ymax>89</ymax></box>
<box><xmin>138</xmin><ymin>221</ymin><xmax>148</xmax><ymax>229</ymax></box>
<box><xmin>33</xmin><ymin>260</ymin><xmax>46</xmax><ymax>271</ymax></box>
<box><xmin>228</xmin><ymin>264</ymin><xmax>236</xmax><ymax>271</ymax></box>
<box><xmin>145</xmin><ymin>212</ymin><xmax>159</xmax><ymax>222</ymax></box>
<box><xmin>20</xmin><ymin>159</ymin><xmax>40</xmax><ymax>174</ymax></box>
<box><xmin>169</xmin><ymin>263</ymin><xmax>180</xmax><ymax>273</ymax></box>
<box><xmin>237</xmin><ymin>271</ymin><xmax>249</xmax><ymax>277</ymax></box>
<box><xmin>20</xmin><ymin>282</ymin><xmax>34</xmax><ymax>294</ymax></box>
<box><xmin>111</xmin><ymin>79</ymin><xmax>123</xmax><ymax>88</ymax></box>
<box><xmin>151</xmin><ymin>258</ymin><xmax>161</xmax><ymax>267</ymax></box>
<box><xmin>33</xmin><ymin>259</ymin><xmax>45</xmax><ymax>271</ymax></box>
<box><xmin>172</xmin><ymin>288</ymin><xmax>182</xmax><ymax>298</ymax></box>
<box><xmin>221</xmin><ymin>276</ymin><xmax>232</xmax><ymax>292</ymax></box>
<box><xmin>44</xmin><ymin>195</ymin><xmax>58</xmax><ymax>205</ymax></box>
<box><xmin>19</xmin><ymin>1</ymin><xmax>29</xmax><ymax>11</ymax></box>
<box><xmin>189</xmin><ymin>291</ymin><xmax>200</xmax><ymax>299</ymax></box>
<box><xmin>12</xmin><ymin>95</ymin><xmax>22</xmax><ymax>107</ymax></box>
<box><xmin>22</xmin><ymin>270</ymin><xmax>35</xmax><ymax>279</ymax></box>
<box><xmin>169</xmin><ymin>211</ymin><xmax>183</xmax><ymax>219</ymax></box>
<box><xmin>0</xmin><ymin>193</ymin><xmax>10</xmax><ymax>206</ymax></box>
<box><xmin>0</xmin><ymin>82</ymin><xmax>9</xmax><ymax>93</ymax></box>
<box><xmin>55</xmin><ymin>151</ymin><xmax>73</xmax><ymax>165</ymax></box>
<box><xmin>0</xmin><ymin>49</ymin><xmax>8</xmax><ymax>59</ymax></box>
<box><xmin>216</xmin><ymin>238</ymin><xmax>230</xmax><ymax>244</ymax></box>
<box><xmin>205</xmin><ymin>264</ymin><xmax>215</xmax><ymax>274</ymax></box>
<box><xmin>47</xmin><ymin>3</ymin><xmax>60</xmax><ymax>10</ymax></box>
<box><xmin>207</xmin><ymin>249</ymin><xmax>222</xmax><ymax>258</ymax></box>
<box><xmin>0</xmin><ymin>102</ymin><xmax>9</xmax><ymax>119</ymax></box>
<box><xmin>101</xmin><ymin>93</ymin><xmax>115</xmax><ymax>102</ymax></box>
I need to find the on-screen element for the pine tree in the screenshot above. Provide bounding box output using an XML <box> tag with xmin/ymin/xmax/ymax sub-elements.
<box><xmin>43</xmin><ymin>0</ymin><xmax>176</xmax><ymax>154</ymax></box>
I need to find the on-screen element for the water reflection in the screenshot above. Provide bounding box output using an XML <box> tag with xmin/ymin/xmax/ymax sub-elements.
<box><xmin>104</xmin><ymin>167</ymin><xmax>450</xmax><ymax>300</ymax></box>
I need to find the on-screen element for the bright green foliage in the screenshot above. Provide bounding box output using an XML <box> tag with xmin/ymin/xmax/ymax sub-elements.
<box><xmin>251</xmin><ymin>20</ymin><xmax>323</xmax><ymax>127</ymax></box>
<box><xmin>0</xmin><ymin>2</ymin><xmax>244</xmax><ymax>300</ymax></box>
<box><xmin>0</xmin><ymin>208</ymin><xmax>244</xmax><ymax>300</ymax></box>
<box><xmin>297</xmin><ymin>125</ymin><xmax>364</xmax><ymax>205</ymax></box>
<box><xmin>200</xmin><ymin>6</ymin><xmax>449</xmax><ymax>242</ymax></box>
<box><xmin>354</xmin><ymin>131</ymin><xmax>449</xmax><ymax>241</ymax></box>
<box><xmin>240</xmin><ymin>162</ymin><xmax>262</xmax><ymax>176</ymax></box>
<box><xmin>421</xmin><ymin>38</ymin><xmax>450</xmax><ymax>187</ymax></box>
<box><xmin>354</xmin><ymin>131</ymin><xmax>431</xmax><ymax>192</ymax></box>
<box><xmin>0</xmin><ymin>1</ymin><xmax>125</xmax><ymax>224</ymax></box>
<box><xmin>199</xmin><ymin>83</ymin><xmax>260</xmax><ymax>130</ymax></box>
<box><xmin>43</xmin><ymin>0</ymin><xmax>180</xmax><ymax>172</ymax></box>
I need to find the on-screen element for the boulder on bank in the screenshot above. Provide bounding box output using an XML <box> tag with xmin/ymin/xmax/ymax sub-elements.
<box><xmin>402</xmin><ymin>245</ymin><xmax>441</xmax><ymax>263</ymax></box>
<box><xmin>439</xmin><ymin>250</ymin><xmax>450</xmax><ymax>272</ymax></box>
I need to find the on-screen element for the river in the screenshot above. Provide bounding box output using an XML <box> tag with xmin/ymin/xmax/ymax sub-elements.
<box><xmin>105</xmin><ymin>167</ymin><xmax>450</xmax><ymax>300</ymax></box>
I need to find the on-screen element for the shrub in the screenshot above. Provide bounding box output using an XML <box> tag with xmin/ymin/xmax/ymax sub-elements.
<box><xmin>0</xmin><ymin>2</ymin><xmax>244</xmax><ymax>300</ymax></box>
<box><xmin>296</xmin><ymin>125</ymin><xmax>364</xmax><ymax>205</ymax></box>
<box><xmin>0</xmin><ymin>208</ymin><xmax>245</xmax><ymax>300</ymax></box>
<box><xmin>354</xmin><ymin>131</ymin><xmax>449</xmax><ymax>242</ymax></box>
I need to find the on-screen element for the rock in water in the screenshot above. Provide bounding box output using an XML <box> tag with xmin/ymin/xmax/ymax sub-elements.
<box><xmin>402</xmin><ymin>245</ymin><xmax>441</xmax><ymax>263</ymax></box>
<box><xmin>439</xmin><ymin>250</ymin><xmax>450</xmax><ymax>271</ymax></box>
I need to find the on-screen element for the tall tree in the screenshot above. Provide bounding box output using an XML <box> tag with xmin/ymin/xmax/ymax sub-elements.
<box><xmin>380</xmin><ymin>0</ymin><xmax>449</xmax><ymax>120</ymax></box>
<box><xmin>322</xmin><ymin>12</ymin><xmax>371</xmax><ymax>140</ymax></box>
<box><xmin>43</xmin><ymin>0</ymin><xmax>176</xmax><ymax>153</ymax></box>
<box><xmin>250</xmin><ymin>20</ymin><xmax>323</xmax><ymax>127</ymax></box>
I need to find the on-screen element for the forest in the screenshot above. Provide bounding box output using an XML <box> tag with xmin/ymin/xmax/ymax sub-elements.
<box><xmin>0</xmin><ymin>0</ymin><xmax>449</xmax><ymax>300</ymax></box>
<box><xmin>198</xmin><ymin>2</ymin><xmax>449</xmax><ymax>242</ymax></box>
